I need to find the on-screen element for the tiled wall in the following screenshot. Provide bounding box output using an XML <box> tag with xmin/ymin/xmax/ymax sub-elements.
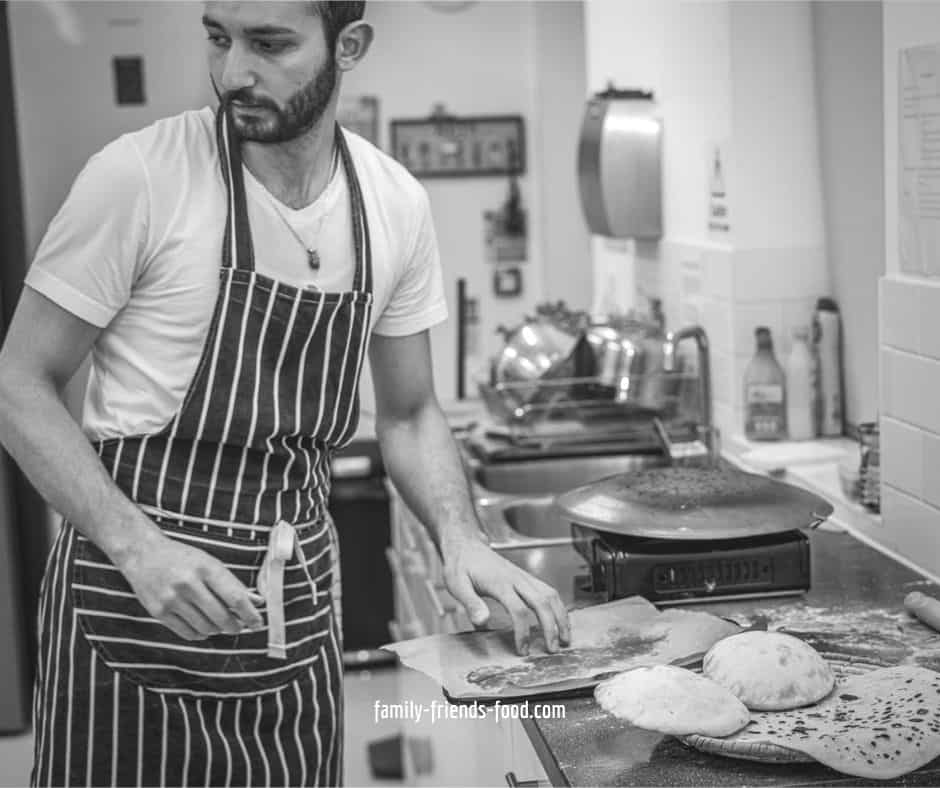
<box><xmin>879</xmin><ymin>276</ymin><xmax>940</xmax><ymax>576</ymax></box>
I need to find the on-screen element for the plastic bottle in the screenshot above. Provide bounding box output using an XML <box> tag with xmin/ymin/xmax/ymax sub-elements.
<box><xmin>744</xmin><ymin>327</ymin><xmax>787</xmax><ymax>441</ymax></box>
<box><xmin>813</xmin><ymin>298</ymin><xmax>844</xmax><ymax>436</ymax></box>
<box><xmin>785</xmin><ymin>326</ymin><xmax>816</xmax><ymax>440</ymax></box>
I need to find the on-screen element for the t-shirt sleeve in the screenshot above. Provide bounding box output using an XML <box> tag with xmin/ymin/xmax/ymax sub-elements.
<box><xmin>372</xmin><ymin>188</ymin><xmax>449</xmax><ymax>337</ymax></box>
<box><xmin>24</xmin><ymin>135</ymin><xmax>151</xmax><ymax>328</ymax></box>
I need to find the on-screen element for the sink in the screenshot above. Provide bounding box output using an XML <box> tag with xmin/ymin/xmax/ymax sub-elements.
<box><xmin>476</xmin><ymin>495</ymin><xmax>574</xmax><ymax>548</ymax></box>
<box><xmin>471</xmin><ymin>453</ymin><xmax>666</xmax><ymax>496</ymax></box>
<box><xmin>502</xmin><ymin>498</ymin><xmax>572</xmax><ymax>541</ymax></box>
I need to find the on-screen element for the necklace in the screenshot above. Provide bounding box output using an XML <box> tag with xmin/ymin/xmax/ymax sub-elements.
<box><xmin>265</xmin><ymin>145</ymin><xmax>340</xmax><ymax>271</ymax></box>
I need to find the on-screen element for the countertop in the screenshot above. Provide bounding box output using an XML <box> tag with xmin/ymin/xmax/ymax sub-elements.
<box><xmin>507</xmin><ymin>529</ymin><xmax>940</xmax><ymax>786</ymax></box>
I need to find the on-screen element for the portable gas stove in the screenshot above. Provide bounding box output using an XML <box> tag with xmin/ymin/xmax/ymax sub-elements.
<box><xmin>556</xmin><ymin>463</ymin><xmax>832</xmax><ymax>606</ymax></box>
<box><xmin>572</xmin><ymin>525</ymin><xmax>811</xmax><ymax>605</ymax></box>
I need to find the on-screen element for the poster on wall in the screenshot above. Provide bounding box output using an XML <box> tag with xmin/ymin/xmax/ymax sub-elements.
<box><xmin>707</xmin><ymin>142</ymin><xmax>730</xmax><ymax>237</ymax></box>
<box><xmin>337</xmin><ymin>95</ymin><xmax>380</xmax><ymax>146</ymax></box>
<box><xmin>899</xmin><ymin>43</ymin><xmax>940</xmax><ymax>277</ymax></box>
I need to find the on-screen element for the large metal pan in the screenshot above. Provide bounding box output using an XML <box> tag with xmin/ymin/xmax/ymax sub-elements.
<box><xmin>553</xmin><ymin>462</ymin><xmax>834</xmax><ymax>541</ymax></box>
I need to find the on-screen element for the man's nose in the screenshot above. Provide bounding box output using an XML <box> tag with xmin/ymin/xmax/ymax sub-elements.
<box><xmin>218</xmin><ymin>43</ymin><xmax>256</xmax><ymax>94</ymax></box>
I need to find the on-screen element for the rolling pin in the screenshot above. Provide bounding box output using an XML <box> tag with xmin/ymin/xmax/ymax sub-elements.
<box><xmin>904</xmin><ymin>591</ymin><xmax>940</xmax><ymax>633</ymax></box>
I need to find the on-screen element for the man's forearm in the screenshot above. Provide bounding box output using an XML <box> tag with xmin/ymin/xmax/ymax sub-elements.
<box><xmin>0</xmin><ymin>374</ymin><xmax>161</xmax><ymax>564</ymax></box>
<box><xmin>375</xmin><ymin>399</ymin><xmax>482</xmax><ymax>553</ymax></box>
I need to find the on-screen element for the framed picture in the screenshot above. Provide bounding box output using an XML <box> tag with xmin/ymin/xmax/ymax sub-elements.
<box><xmin>390</xmin><ymin>114</ymin><xmax>525</xmax><ymax>178</ymax></box>
<box><xmin>337</xmin><ymin>95</ymin><xmax>380</xmax><ymax>146</ymax></box>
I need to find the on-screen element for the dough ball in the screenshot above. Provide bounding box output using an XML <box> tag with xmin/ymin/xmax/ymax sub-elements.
<box><xmin>703</xmin><ymin>631</ymin><xmax>835</xmax><ymax>711</ymax></box>
<box><xmin>594</xmin><ymin>665</ymin><xmax>750</xmax><ymax>737</ymax></box>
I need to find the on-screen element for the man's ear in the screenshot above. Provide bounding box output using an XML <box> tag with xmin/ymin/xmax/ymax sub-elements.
<box><xmin>335</xmin><ymin>21</ymin><xmax>374</xmax><ymax>71</ymax></box>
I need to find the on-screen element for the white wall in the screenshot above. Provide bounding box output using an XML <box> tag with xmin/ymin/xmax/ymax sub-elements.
<box><xmin>9</xmin><ymin>1</ymin><xmax>211</xmax><ymax>257</ymax></box>
<box><xmin>879</xmin><ymin>2</ymin><xmax>940</xmax><ymax>576</ymax></box>
<box><xmin>812</xmin><ymin>1</ymin><xmax>884</xmax><ymax>428</ymax></box>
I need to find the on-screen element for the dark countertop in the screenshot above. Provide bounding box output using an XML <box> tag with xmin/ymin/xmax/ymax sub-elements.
<box><xmin>498</xmin><ymin>529</ymin><xmax>940</xmax><ymax>787</ymax></box>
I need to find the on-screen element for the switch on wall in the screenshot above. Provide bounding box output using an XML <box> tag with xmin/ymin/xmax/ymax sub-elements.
<box><xmin>113</xmin><ymin>56</ymin><xmax>145</xmax><ymax>105</ymax></box>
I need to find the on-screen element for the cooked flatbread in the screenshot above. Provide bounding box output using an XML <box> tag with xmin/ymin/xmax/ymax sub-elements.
<box><xmin>712</xmin><ymin>665</ymin><xmax>940</xmax><ymax>779</ymax></box>
<box><xmin>703</xmin><ymin>631</ymin><xmax>835</xmax><ymax>710</ymax></box>
<box><xmin>595</xmin><ymin>665</ymin><xmax>750</xmax><ymax>737</ymax></box>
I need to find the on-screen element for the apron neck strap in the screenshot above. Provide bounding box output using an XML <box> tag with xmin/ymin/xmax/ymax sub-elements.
<box><xmin>216</xmin><ymin>104</ymin><xmax>374</xmax><ymax>295</ymax></box>
<box><xmin>216</xmin><ymin>103</ymin><xmax>256</xmax><ymax>272</ymax></box>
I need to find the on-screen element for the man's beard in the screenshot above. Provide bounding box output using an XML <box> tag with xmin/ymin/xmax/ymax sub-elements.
<box><xmin>213</xmin><ymin>62</ymin><xmax>337</xmax><ymax>143</ymax></box>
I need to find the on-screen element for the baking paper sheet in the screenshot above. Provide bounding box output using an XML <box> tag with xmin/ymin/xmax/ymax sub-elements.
<box><xmin>382</xmin><ymin>596</ymin><xmax>741</xmax><ymax>701</ymax></box>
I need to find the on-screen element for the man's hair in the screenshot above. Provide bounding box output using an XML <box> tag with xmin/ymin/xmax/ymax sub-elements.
<box><xmin>312</xmin><ymin>2</ymin><xmax>367</xmax><ymax>54</ymax></box>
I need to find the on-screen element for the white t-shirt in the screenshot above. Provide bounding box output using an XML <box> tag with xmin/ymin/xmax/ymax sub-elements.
<box><xmin>25</xmin><ymin>107</ymin><xmax>448</xmax><ymax>441</ymax></box>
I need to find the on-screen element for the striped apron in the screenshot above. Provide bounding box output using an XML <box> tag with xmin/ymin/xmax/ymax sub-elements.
<box><xmin>31</xmin><ymin>104</ymin><xmax>374</xmax><ymax>787</ymax></box>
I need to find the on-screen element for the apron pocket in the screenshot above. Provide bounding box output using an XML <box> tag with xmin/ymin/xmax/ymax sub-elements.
<box><xmin>70</xmin><ymin>524</ymin><xmax>334</xmax><ymax>696</ymax></box>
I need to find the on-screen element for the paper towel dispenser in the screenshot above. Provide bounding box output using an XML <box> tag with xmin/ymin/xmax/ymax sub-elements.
<box><xmin>577</xmin><ymin>86</ymin><xmax>662</xmax><ymax>240</ymax></box>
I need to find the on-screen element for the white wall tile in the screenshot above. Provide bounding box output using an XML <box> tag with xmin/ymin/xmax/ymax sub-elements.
<box><xmin>710</xmin><ymin>350</ymin><xmax>733</xmax><ymax>407</ymax></box>
<box><xmin>733</xmin><ymin>247</ymin><xmax>828</xmax><ymax>302</ymax></box>
<box><xmin>883</xmin><ymin>485</ymin><xmax>940</xmax><ymax>579</ymax></box>
<box><xmin>882</xmin><ymin>416</ymin><xmax>924</xmax><ymax>499</ymax></box>
<box><xmin>703</xmin><ymin>247</ymin><xmax>734</xmax><ymax>301</ymax></box>
<box><xmin>703</xmin><ymin>298</ymin><xmax>733</xmax><ymax>356</ymax></box>
<box><xmin>919</xmin><ymin>282</ymin><xmax>940</xmax><ymax>361</ymax></box>
<box><xmin>880</xmin><ymin>348</ymin><xmax>940</xmax><ymax>431</ymax></box>
<box><xmin>922</xmin><ymin>430</ymin><xmax>940</xmax><ymax>510</ymax></box>
<box><xmin>881</xmin><ymin>278</ymin><xmax>921</xmax><ymax>354</ymax></box>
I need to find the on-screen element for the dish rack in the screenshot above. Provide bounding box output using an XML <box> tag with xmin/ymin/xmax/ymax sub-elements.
<box><xmin>477</xmin><ymin>371</ymin><xmax>703</xmax><ymax>449</ymax></box>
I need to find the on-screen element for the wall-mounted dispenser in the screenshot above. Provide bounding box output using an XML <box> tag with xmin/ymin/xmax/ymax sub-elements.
<box><xmin>577</xmin><ymin>86</ymin><xmax>662</xmax><ymax>240</ymax></box>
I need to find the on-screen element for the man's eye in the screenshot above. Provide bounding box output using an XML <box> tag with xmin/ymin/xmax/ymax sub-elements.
<box><xmin>206</xmin><ymin>33</ymin><xmax>230</xmax><ymax>48</ymax></box>
<box><xmin>253</xmin><ymin>40</ymin><xmax>289</xmax><ymax>54</ymax></box>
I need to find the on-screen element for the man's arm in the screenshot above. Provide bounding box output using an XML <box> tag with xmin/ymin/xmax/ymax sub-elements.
<box><xmin>0</xmin><ymin>288</ymin><xmax>262</xmax><ymax>639</ymax></box>
<box><xmin>369</xmin><ymin>330</ymin><xmax>570</xmax><ymax>655</ymax></box>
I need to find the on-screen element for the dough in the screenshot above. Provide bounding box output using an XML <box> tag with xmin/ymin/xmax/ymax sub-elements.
<box><xmin>702</xmin><ymin>665</ymin><xmax>940</xmax><ymax>780</ymax></box>
<box><xmin>703</xmin><ymin>631</ymin><xmax>835</xmax><ymax>711</ymax></box>
<box><xmin>594</xmin><ymin>665</ymin><xmax>750</xmax><ymax>736</ymax></box>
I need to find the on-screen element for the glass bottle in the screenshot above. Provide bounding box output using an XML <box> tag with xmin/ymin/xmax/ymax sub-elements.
<box><xmin>744</xmin><ymin>327</ymin><xmax>787</xmax><ymax>441</ymax></box>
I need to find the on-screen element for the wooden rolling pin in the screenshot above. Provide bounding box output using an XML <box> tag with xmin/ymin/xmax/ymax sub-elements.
<box><xmin>904</xmin><ymin>591</ymin><xmax>940</xmax><ymax>633</ymax></box>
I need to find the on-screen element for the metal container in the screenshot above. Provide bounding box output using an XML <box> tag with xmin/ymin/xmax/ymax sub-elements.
<box><xmin>578</xmin><ymin>86</ymin><xmax>662</xmax><ymax>240</ymax></box>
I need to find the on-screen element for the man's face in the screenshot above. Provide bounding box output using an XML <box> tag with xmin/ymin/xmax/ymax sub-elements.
<box><xmin>203</xmin><ymin>2</ymin><xmax>337</xmax><ymax>143</ymax></box>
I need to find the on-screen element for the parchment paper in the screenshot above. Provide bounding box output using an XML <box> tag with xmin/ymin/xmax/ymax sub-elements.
<box><xmin>381</xmin><ymin>596</ymin><xmax>741</xmax><ymax>701</ymax></box>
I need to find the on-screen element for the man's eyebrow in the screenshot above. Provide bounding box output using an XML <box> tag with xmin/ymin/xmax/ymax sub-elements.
<box><xmin>201</xmin><ymin>15</ymin><xmax>297</xmax><ymax>36</ymax></box>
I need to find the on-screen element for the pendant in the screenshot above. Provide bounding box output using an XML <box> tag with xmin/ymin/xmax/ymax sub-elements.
<box><xmin>307</xmin><ymin>249</ymin><xmax>320</xmax><ymax>271</ymax></box>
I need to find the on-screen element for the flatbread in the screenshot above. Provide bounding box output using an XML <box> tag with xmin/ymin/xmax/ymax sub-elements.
<box><xmin>703</xmin><ymin>631</ymin><xmax>835</xmax><ymax>710</ymax></box>
<box><xmin>710</xmin><ymin>665</ymin><xmax>940</xmax><ymax>779</ymax></box>
<box><xmin>595</xmin><ymin>665</ymin><xmax>750</xmax><ymax>737</ymax></box>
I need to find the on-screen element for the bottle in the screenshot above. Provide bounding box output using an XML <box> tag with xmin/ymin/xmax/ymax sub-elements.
<box><xmin>744</xmin><ymin>327</ymin><xmax>787</xmax><ymax>441</ymax></box>
<box><xmin>785</xmin><ymin>326</ymin><xmax>816</xmax><ymax>440</ymax></box>
<box><xmin>813</xmin><ymin>298</ymin><xmax>844</xmax><ymax>436</ymax></box>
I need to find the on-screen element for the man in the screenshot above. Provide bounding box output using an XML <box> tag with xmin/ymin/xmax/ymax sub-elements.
<box><xmin>0</xmin><ymin>3</ymin><xmax>570</xmax><ymax>785</ymax></box>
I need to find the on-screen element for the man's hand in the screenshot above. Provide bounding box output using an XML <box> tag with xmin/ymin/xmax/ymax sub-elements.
<box><xmin>115</xmin><ymin>531</ymin><xmax>265</xmax><ymax>641</ymax></box>
<box><xmin>442</xmin><ymin>535</ymin><xmax>571</xmax><ymax>656</ymax></box>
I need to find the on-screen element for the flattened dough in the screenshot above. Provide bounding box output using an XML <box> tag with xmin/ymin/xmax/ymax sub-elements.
<box><xmin>703</xmin><ymin>631</ymin><xmax>835</xmax><ymax>711</ymax></box>
<box><xmin>595</xmin><ymin>665</ymin><xmax>750</xmax><ymax>736</ymax></box>
<box><xmin>703</xmin><ymin>665</ymin><xmax>940</xmax><ymax>780</ymax></box>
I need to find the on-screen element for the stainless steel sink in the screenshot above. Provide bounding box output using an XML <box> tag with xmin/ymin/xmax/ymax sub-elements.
<box><xmin>470</xmin><ymin>453</ymin><xmax>666</xmax><ymax>496</ymax></box>
<box><xmin>476</xmin><ymin>495</ymin><xmax>573</xmax><ymax>549</ymax></box>
<box><xmin>502</xmin><ymin>498</ymin><xmax>572</xmax><ymax>541</ymax></box>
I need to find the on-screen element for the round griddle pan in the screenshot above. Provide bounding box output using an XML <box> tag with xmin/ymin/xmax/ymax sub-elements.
<box><xmin>553</xmin><ymin>463</ymin><xmax>834</xmax><ymax>541</ymax></box>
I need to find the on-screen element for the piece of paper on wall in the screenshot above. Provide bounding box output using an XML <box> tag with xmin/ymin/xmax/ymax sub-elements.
<box><xmin>484</xmin><ymin>211</ymin><xmax>527</xmax><ymax>263</ymax></box>
<box><xmin>707</xmin><ymin>142</ymin><xmax>730</xmax><ymax>238</ymax></box>
<box><xmin>899</xmin><ymin>44</ymin><xmax>940</xmax><ymax>277</ymax></box>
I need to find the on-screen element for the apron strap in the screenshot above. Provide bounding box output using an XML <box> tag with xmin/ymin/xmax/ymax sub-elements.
<box><xmin>216</xmin><ymin>102</ymin><xmax>256</xmax><ymax>273</ymax></box>
<box><xmin>336</xmin><ymin>124</ymin><xmax>374</xmax><ymax>295</ymax></box>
